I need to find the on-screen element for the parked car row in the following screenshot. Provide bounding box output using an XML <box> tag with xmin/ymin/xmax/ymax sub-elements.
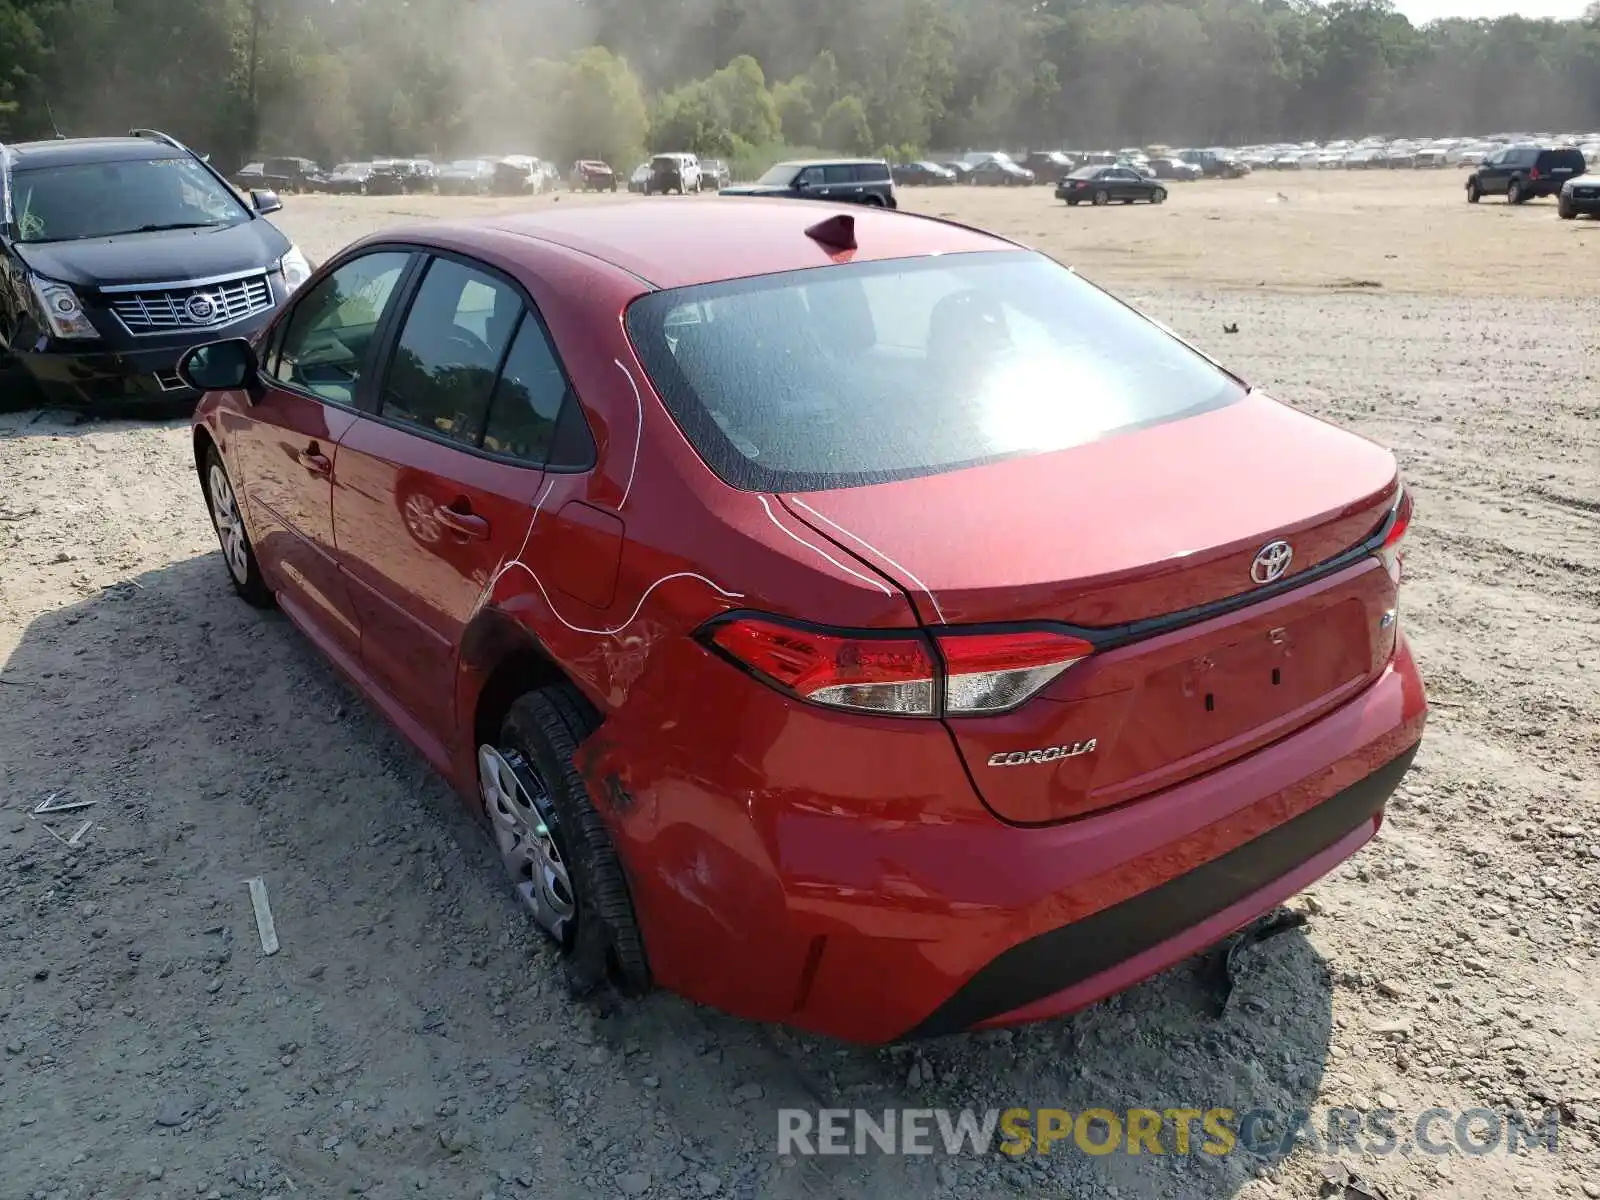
<box><xmin>893</xmin><ymin>149</ymin><xmax>1215</xmax><ymax>188</ymax></box>
<box><xmin>232</xmin><ymin>154</ymin><xmax>627</xmax><ymax>197</ymax></box>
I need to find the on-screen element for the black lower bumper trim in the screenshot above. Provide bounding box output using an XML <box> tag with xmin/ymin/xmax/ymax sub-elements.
<box><xmin>901</xmin><ymin>742</ymin><xmax>1419</xmax><ymax>1040</ymax></box>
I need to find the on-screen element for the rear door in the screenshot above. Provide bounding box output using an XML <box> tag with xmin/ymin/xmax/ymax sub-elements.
<box><xmin>231</xmin><ymin>248</ymin><xmax>415</xmax><ymax>661</ymax></box>
<box><xmin>332</xmin><ymin>251</ymin><xmax>587</xmax><ymax>747</ymax></box>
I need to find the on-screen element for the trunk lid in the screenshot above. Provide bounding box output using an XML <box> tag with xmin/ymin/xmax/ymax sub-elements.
<box><xmin>782</xmin><ymin>392</ymin><xmax>1402</xmax><ymax>824</ymax></box>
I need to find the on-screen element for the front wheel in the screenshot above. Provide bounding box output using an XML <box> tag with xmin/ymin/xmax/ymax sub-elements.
<box><xmin>1559</xmin><ymin>197</ymin><xmax>1576</xmax><ymax>219</ymax></box>
<box><xmin>202</xmin><ymin>444</ymin><xmax>272</xmax><ymax>608</ymax></box>
<box><xmin>1151</xmin><ymin>187</ymin><xmax>1167</xmax><ymax>204</ymax></box>
<box><xmin>1466</xmin><ymin>179</ymin><xmax>1480</xmax><ymax>203</ymax></box>
<box><xmin>1092</xmin><ymin>188</ymin><xmax>1110</xmax><ymax>206</ymax></box>
<box><xmin>482</xmin><ymin>686</ymin><xmax>650</xmax><ymax>998</ymax></box>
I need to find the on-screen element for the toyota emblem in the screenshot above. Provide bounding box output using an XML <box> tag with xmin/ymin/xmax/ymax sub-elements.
<box><xmin>185</xmin><ymin>293</ymin><xmax>218</xmax><ymax>323</ymax></box>
<box><xmin>1250</xmin><ymin>540</ymin><xmax>1294</xmax><ymax>585</ymax></box>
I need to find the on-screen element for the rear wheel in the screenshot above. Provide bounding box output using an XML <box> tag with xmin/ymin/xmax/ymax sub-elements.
<box><xmin>1507</xmin><ymin>179</ymin><xmax>1525</xmax><ymax>204</ymax></box>
<box><xmin>482</xmin><ymin>686</ymin><xmax>650</xmax><ymax>998</ymax></box>
<box><xmin>1466</xmin><ymin>178</ymin><xmax>1480</xmax><ymax>203</ymax></box>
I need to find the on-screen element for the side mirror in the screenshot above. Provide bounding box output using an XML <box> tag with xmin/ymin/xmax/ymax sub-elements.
<box><xmin>178</xmin><ymin>338</ymin><xmax>258</xmax><ymax>394</ymax></box>
<box><xmin>794</xmin><ymin>177</ymin><xmax>811</xmax><ymax>191</ymax></box>
<box><xmin>250</xmin><ymin>189</ymin><xmax>283</xmax><ymax>215</ymax></box>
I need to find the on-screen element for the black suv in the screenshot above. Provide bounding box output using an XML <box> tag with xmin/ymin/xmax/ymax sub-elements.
<box><xmin>0</xmin><ymin>129</ymin><xmax>310</xmax><ymax>409</ymax></box>
<box><xmin>1467</xmin><ymin>144</ymin><xmax>1586</xmax><ymax>204</ymax></box>
<box><xmin>720</xmin><ymin>158</ymin><xmax>897</xmax><ymax>207</ymax></box>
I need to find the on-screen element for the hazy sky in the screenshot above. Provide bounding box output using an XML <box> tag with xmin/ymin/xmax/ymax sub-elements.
<box><xmin>1395</xmin><ymin>0</ymin><xmax>1587</xmax><ymax>21</ymax></box>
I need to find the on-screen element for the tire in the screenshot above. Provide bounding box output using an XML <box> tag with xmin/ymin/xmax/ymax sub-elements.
<box><xmin>1466</xmin><ymin>179</ymin><xmax>1480</xmax><ymax>203</ymax></box>
<box><xmin>863</xmin><ymin>194</ymin><xmax>886</xmax><ymax>207</ymax></box>
<box><xmin>202</xmin><ymin>444</ymin><xmax>272</xmax><ymax>608</ymax></box>
<box><xmin>485</xmin><ymin>685</ymin><xmax>650</xmax><ymax>999</ymax></box>
<box><xmin>1559</xmin><ymin>197</ymin><xmax>1575</xmax><ymax>219</ymax></box>
<box><xmin>1507</xmin><ymin>179</ymin><xmax>1525</xmax><ymax>204</ymax></box>
<box><xmin>1092</xmin><ymin>189</ymin><xmax>1109</xmax><ymax>206</ymax></box>
<box><xmin>1151</xmin><ymin>187</ymin><xmax>1167</xmax><ymax>204</ymax></box>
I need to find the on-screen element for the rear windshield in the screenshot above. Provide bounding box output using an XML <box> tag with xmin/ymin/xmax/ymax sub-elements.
<box><xmin>625</xmin><ymin>250</ymin><xmax>1244</xmax><ymax>493</ymax></box>
<box><xmin>1538</xmin><ymin>148</ymin><xmax>1585</xmax><ymax>172</ymax></box>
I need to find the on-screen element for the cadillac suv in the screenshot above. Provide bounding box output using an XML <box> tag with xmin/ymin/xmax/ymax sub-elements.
<box><xmin>0</xmin><ymin>129</ymin><xmax>311</xmax><ymax>410</ymax></box>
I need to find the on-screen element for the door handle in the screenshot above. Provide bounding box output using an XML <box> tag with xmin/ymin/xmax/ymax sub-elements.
<box><xmin>434</xmin><ymin>504</ymin><xmax>489</xmax><ymax>539</ymax></box>
<box><xmin>297</xmin><ymin>447</ymin><xmax>332</xmax><ymax>477</ymax></box>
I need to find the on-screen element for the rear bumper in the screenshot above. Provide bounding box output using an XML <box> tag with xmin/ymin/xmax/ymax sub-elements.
<box><xmin>907</xmin><ymin>741</ymin><xmax>1415</xmax><ymax>1038</ymax></box>
<box><xmin>600</xmin><ymin>635</ymin><xmax>1425</xmax><ymax>1044</ymax></box>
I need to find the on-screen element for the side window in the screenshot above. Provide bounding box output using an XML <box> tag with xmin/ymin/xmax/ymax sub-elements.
<box><xmin>481</xmin><ymin>314</ymin><xmax>570</xmax><ymax>463</ymax></box>
<box><xmin>824</xmin><ymin>164</ymin><xmax>855</xmax><ymax>185</ymax></box>
<box><xmin>379</xmin><ymin>257</ymin><xmax>521</xmax><ymax>448</ymax></box>
<box><xmin>859</xmin><ymin>162</ymin><xmax>891</xmax><ymax>183</ymax></box>
<box><xmin>269</xmin><ymin>251</ymin><xmax>411</xmax><ymax>406</ymax></box>
<box><xmin>796</xmin><ymin>167</ymin><xmax>823</xmax><ymax>187</ymax></box>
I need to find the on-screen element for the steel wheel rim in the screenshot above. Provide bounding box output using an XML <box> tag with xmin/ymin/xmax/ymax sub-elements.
<box><xmin>208</xmin><ymin>464</ymin><xmax>249</xmax><ymax>584</ymax></box>
<box><xmin>478</xmin><ymin>744</ymin><xmax>576</xmax><ymax>943</ymax></box>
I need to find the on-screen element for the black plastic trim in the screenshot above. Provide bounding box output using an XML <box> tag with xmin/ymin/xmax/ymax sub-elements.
<box><xmin>899</xmin><ymin>739</ymin><xmax>1418</xmax><ymax>1040</ymax></box>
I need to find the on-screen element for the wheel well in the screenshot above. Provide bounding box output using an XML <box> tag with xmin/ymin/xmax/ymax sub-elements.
<box><xmin>193</xmin><ymin>426</ymin><xmax>215</xmax><ymax>488</ymax></box>
<box><xmin>472</xmin><ymin>643</ymin><xmax>570</xmax><ymax>752</ymax></box>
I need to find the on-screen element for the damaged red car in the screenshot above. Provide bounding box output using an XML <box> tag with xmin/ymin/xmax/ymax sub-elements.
<box><xmin>181</xmin><ymin>199</ymin><xmax>1426</xmax><ymax>1044</ymax></box>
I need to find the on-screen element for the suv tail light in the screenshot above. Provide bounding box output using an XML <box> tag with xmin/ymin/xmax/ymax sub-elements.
<box><xmin>703</xmin><ymin>618</ymin><xmax>1093</xmax><ymax>717</ymax></box>
<box><xmin>1374</xmin><ymin>485</ymin><xmax>1413</xmax><ymax>584</ymax></box>
<box><xmin>1529</xmin><ymin>166</ymin><xmax>1541</xmax><ymax>180</ymax></box>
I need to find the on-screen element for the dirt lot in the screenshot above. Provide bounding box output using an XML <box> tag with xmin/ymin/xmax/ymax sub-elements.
<box><xmin>1</xmin><ymin>169</ymin><xmax>1596</xmax><ymax>1200</ymax></box>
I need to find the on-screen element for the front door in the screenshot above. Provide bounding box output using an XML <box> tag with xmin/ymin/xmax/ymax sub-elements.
<box><xmin>232</xmin><ymin>249</ymin><xmax>414</xmax><ymax>660</ymax></box>
<box><xmin>333</xmin><ymin>253</ymin><xmax>576</xmax><ymax>745</ymax></box>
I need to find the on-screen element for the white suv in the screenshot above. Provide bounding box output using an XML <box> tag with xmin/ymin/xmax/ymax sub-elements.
<box><xmin>646</xmin><ymin>153</ymin><xmax>704</xmax><ymax>195</ymax></box>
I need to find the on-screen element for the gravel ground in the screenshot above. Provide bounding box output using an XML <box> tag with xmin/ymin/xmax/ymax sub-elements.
<box><xmin>0</xmin><ymin>174</ymin><xmax>1596</xmax><ymax>1200</ymax></box>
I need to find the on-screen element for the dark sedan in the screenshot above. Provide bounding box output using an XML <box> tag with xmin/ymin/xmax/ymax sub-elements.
<box><xmin>893</xmin><ymin>161</ymin><xmax>957</xmax><ymax>186</ymax></box>
<box><xmin>1056</xmin><ymin>165</ymin><xmax>1168</xmax><ymax>206</ymax></box>
<box><xmin>970</xmin><ymin>159</ymin><xmax>1034</xmax><ymax>187</ymax></box>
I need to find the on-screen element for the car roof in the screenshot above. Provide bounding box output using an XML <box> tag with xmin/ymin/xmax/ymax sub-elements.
<box><xmin>387</xmin><ymin>198</ymin><xmax>1014</xmax><ymax>291</ymax></box>
<box><xmin>5</xmin><ymin>136</ymin><xmax>187</xmax><ymax>169</ymax></box>
<box><xmin>777</xmin><ymin>158</ymin><xmax>887</xmax><ymax>167</ymax></box>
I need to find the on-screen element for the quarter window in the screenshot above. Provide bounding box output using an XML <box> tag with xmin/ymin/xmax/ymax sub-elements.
<box><xmin>378</xmin><ymin>258</ymin><xmax>521</xmax><ymax>448</ymax></box>
<box><xmin>269</xmin><ymin>251</ymin><xmax>410</xmax><ymax>406</ymax></box>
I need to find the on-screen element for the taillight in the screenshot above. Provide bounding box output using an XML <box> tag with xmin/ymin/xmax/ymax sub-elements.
<box><xmin>707</xmin><ymin>618</ymin><xmax>936</xmax><ymax>715</ymax></box>
<box><xmin>1375</xmin><ymin>485</ymin><xmax>1412</xmax><ymax>584</ymax></box>
<box><xmin>937</xmin><ymin>629</ymin><xmax>1094</xmax><ymax>714</ymax></box>
<box><xmin>1530</xmin><ymin>167</ymin><xmax>1541</xmax><ymax>180</ymax></box>
<box><xmin>703</xmin><ymin>618</ymin><xmax>1093</xmax><ymax>717</ymax></box>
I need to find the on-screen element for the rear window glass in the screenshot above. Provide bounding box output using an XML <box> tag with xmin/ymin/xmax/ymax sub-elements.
<box><xmin>1538</xmin><ymin>149</ymin><xmax>1585</xmax><ymax>172</ymax></box>
<box><xmin>625</xmin><ymin>250</ymin><xmax>1244</xmax><ymax>493</ymax></box>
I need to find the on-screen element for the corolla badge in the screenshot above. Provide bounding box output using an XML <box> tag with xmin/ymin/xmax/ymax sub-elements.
<box><xmin>1250</xmin><ymin>539</ymin><xmax>1294</xmax><ymax>585</ymax></box>
<box><xmin>987</xmin><ymin>740</ymin><xmax>1097</xmax><ymax>767</ymax></box>
<box><xmin>185</xmin><ymin>293</ymin><xmax>219</xmax><ymax>323</ymax></box>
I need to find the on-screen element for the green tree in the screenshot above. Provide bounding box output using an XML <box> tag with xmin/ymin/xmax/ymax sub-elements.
<box><xmin>819</xmin><ymin>94</ymin><xmax>872</xmax><ymax>153</ymax></box>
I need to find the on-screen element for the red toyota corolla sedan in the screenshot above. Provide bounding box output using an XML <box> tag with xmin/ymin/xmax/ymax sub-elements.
<box><xmin>180</xmin><ymin>199</ymin><xmax>1425</xmax><ymax>1044</ymax></box>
